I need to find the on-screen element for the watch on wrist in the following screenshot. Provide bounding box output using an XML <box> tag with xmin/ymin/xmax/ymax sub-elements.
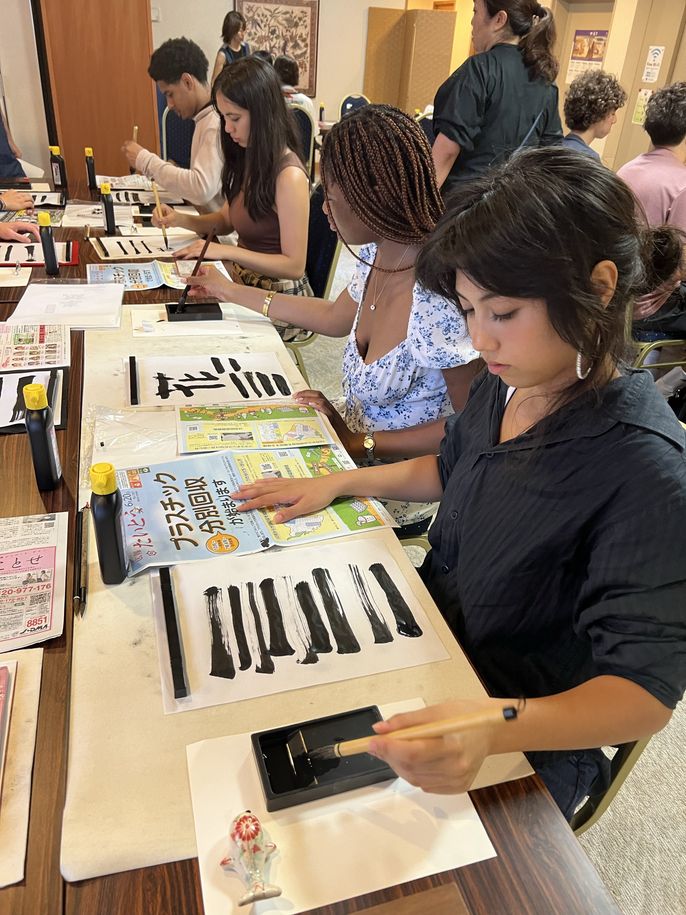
<box><xmin>363</xmin><ymin>433</ymin><xmax>376</xmax><ymax>463</ymax></box>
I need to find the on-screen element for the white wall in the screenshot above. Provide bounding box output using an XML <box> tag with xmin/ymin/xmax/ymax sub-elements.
<box><xmin>150</xmin><ymin>0</ymin><xmax>405</xmax><ymax>118</ymax></box>
<box><xmin>0</xmin><ymin>0</ymin><xmax>50</xmax><ymax>177</ymax></box>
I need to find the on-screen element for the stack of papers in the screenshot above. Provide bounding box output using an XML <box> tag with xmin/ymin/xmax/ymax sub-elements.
<box><xmin>8</xmin><ymin>283</ymin><xmax>123</xmax><ymax>329</ymax></box>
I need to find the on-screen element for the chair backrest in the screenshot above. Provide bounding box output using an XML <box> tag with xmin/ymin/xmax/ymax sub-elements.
<box><xmin>306</xmin><ymin>183</ymin><xmax>341</xmax><ymax>300</ymax></box>
<box><xmin>416</xmin><ymin>113</ymin><xmax>435</xmax><ymax>145</ymax></box>
<box><xmin>571</xmin><ymin>738</ymin><xmax>650</xmax><ymax>835</ymax></box>
<box><xmin>290</xmin><ymin>104</ymin><xmax>315</xmax><ymax>182</ymax></box>
<box><xmin>339</xmin><ymin>93</ymin><xmax>370</xmax><ymax>120</ymax></box>
<box><xmin>157</xmin><ymin>88</ymin><xmax>195</xmax><ymax>168</ymax></box>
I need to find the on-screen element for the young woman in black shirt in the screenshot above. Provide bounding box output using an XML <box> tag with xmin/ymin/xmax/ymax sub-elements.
<box><xmin>228</xmin><ymin>148</ymin><xmax>686</xmax><ymax>819</ymax></box>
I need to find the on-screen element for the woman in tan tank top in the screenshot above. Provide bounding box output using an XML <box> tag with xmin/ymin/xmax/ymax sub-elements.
<box><xmin>153</xmin><ymin>56</ymin><xmax>312</xmax><ymax>338</ymax></box>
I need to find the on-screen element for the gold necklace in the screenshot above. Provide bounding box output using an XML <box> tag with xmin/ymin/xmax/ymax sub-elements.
<box><xmin>366</xmin><ymin>244</ymin><xmax>414</xmax><ymax>311</ymax></box>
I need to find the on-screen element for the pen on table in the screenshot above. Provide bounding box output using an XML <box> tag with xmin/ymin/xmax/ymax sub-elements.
<box><xmin>151</xmin><ymin>180</ymin><xmax>170</xmax><ymax>251</ymax></box>
<box><xmin>176</xmin><ymin>228</ymin><xmax>216</xmax><ymax>314</ymax></box>
<box><xmin>72</xmin><ymin>508</ymin><xmax>83</xmax><ymax>614</ymax></box>
<box><xmin>78</xmin><ymin>506</ymin><xmax>90</xmax><ymax>616</ymax></box>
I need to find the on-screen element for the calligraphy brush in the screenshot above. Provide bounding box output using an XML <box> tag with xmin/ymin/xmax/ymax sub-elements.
<box><xmin>151</xmin><ymin>179</ymin><xmax>169</xmax><ymax>251</ymax></box>
<box><xmin>175</xmin><ymin>228</ymin><xmax>216</xmax><ymax>314</ymax></box>
<box><xmin>307</xmin><ymin>706</ymin><xmax>518</xmax><ymax>761</ymax></box>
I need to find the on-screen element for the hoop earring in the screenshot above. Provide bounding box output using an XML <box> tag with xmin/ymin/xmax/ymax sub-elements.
<box><xmin>576</xmin><ymin>351</ymin><xmax>591</xmax><ymax>381</ymax></box>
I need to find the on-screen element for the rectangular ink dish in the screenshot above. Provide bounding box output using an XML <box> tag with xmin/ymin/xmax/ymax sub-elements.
<box><xmin>251</xmin><ymin>706</ymin><xmax>396</xmax><ymax>812</ymax></box>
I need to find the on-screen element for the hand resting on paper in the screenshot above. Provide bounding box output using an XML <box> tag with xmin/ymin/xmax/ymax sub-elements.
<box><xmin>292</xmin><ymin>389</ymin><xmax>364</xmax><ymax>459</ymax></box>
<box><xmin>0</xmin><ymin>222</ymin><xmax>41</xmax><ymax>243</ymax></box>
<box><xmin>230</xmin><ymin>474</ymin><xmax>344</xmax><ymax>524</ymax></box>
<box><xmin>174</xmin><ymin>238</ymin><xmax>226</xmax><ymax>262</ymax></box>
<box><xmin>185</xmin><ymin>265</ymin><xmax>234</xmax><ymax>301</ymax></box>
<box><xmin>368</xmin><ymin>698</ymin><xmax>505</xmax><ymax>795</ymax></box>
<box><xmin>1</xmin><ymin>189</ymin><xmax>34</xmax><ymax>212</ymax></box>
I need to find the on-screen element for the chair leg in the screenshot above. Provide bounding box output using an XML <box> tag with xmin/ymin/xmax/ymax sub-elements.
<box><xmin>286</xmin><ymin>343</ymin><xmax>311</xmax><ymax>386</ymax></box>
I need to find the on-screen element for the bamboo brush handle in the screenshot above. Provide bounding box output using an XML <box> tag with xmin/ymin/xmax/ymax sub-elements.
<box><xmin>336</xmin><ymin>707</ymin><xmax>515</xmax><ymax>758</ymax></box>
<box><xmin>151</xmin><ymin>181</ymin><xmax>168</xmax><ymax>241</ymax></box>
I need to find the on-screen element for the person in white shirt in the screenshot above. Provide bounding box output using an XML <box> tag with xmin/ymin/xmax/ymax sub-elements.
<box><xmin>121</xmin><ymin>38</ymin><xmax>223</xmax><ymax>213</ymax></box>
<box><xmin>273</xmin><ymin>55</ymin><xmax>320</xmax><ymax>142</ymax></box>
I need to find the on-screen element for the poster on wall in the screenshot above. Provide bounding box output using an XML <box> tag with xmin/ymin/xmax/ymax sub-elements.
<box><xmin>565</xmin><ymin>29</ymin><xmax>609</xmax><ymax>84</ymax></box>
<box><xmin>642</xmin><ymin>46</ymin><xmax>665</xmax><ymax>84</ymax></box>
<box><xmin>632</xmin><ymin>88</ymin><xmax>653</xmax><ymax>126</ymax></box>
<box><xmin>237</xmin><ymin>0</ymin><xmax>319</xmax><ymax>96</ymax></box>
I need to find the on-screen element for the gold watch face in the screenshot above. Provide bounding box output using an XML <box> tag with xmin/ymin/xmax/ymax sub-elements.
<box><xmin>363</xmin><ymin>435</ymin><xmax>375</xmax><ymax>451</ymax></box>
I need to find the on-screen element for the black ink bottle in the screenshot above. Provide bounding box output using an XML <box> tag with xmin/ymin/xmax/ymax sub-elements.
<box><xmin>24</xmin><ymin>383</ymin><xmax>62</xmax><ymax>491</ymax></box>
<box><xmin>90</xmin><ymin>462</ymin><xmax>128</xmax><ymax>585</ymax></box>
<box><xmin>100</xmin><ymin>182</ymin><xmax>116</xmax><ymax>236</ymax></box>
<box><xmin>85</xmin><ymin>146</ymin><xmax>98</xmax><ymax>190</ymax></box>
<box><xmin>37</xmin><ymin>211</ymin><xmax>59</xmax><ymax>276</ymax></box>
<box><xmin>49</xmin><ymin>145</ymin><xmax>68</xmax><ymax>191</ymax></box>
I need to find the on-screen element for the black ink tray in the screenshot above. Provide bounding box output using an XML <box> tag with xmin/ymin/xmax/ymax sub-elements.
<box><xmin>251</xmin><ymin>706</ymin><xmax>396</xmax><ymax>812</ymax></box>
<box><xmin>164</xmin><ymin>301</ymin><xmax>223</xmax><ymax>321</ymax></box>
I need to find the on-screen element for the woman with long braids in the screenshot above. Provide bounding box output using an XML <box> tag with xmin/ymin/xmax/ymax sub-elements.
<box><xmin>226</xmin><ymin>148</ymin><xmax>686</xmax><ymax>820</ymax></box>
<box><xmin>432</xmin><ymin>0</ymin><xmax>562</xmax><ymax>191</ymax></box>
<box><xmin>187</xmin><ymin>104</ymin><xmax>479</xmax><ymax>535</ymax></box>
<box><xmin>153</xmin><ymin>56</ymin><xmax>312</xmax><ymax>339</ymax></box>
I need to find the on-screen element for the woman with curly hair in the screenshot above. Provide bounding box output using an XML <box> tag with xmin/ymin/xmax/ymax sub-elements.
<box><xmin>563</xmin><ymin>70</ymin><xmax>627</xmax><ymax>160</ymax></box>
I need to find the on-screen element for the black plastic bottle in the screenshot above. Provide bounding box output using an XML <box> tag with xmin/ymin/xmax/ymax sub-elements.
<box><xmin>85</xmin><ymin>146</ymin><xmax>98</xmax><ymax>190</ymax></box>
<box><xmin>49</xmin><ymin>145</ymin><xmax>68</xmax><ymax>191</ymax></box>
<box><xmin>100</xmin><ymin>181</ymin><xmax>116</xmax><ymax>236</ymax></box>
<box><xmin>37</xmin><ymin>211</ymin><xmax>59</xmax><ymax>276</ymax></box>
<box><xmin>90</xmin><ymin>463</ymin><xmax>128</xmax><ymax>584</ymax></box>
<box><xmin>24</xmin><ymin>383</ymin><xmax>62</xmax><ymax>491</ymax></box>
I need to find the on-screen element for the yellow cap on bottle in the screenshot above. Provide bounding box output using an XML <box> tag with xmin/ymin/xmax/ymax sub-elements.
<box><xmin>49</xmin><ymin>145</ymin><xmax>61</xmax><ymax>155</ymax></box>
<box><xmin>90</xmin><ymin>462</ymin><xmax>118</xmax><ymax>495</ymax></box>
<box><xmin>23</xmin><ymin>383</ymin><xmax>48</xmax><ymax>410</ymax></box>
<box><xmin>101</xmin><ymin>182</ymin><xmax>111</xmax><ymax>194</ymax></box>
<box><xmin>85</xmin><ymin>146</ymin><xmax>93</xmax><ymax>156</ymax></box>
<box><xmin>37</xmin><ymin>211</ymin><xmax>51</xmax><ymax>227</ymax></box>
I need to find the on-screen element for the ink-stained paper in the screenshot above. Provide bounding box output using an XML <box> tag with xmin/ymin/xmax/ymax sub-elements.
<box><xmin>0</xmin><ymin>513</ymin><xmax>68</xmax><ymax>650</ymax></box>
<box><xmin>0</xmin><ymin>323</ymin><xmax>70</xmax><ymax>370</ymax></box>
<box><xmin>61</xmin><ymin>203</ymin><xmax>136</xmax><ymax>228</ymax></box>
<box><xmin>186</xmin><ymin>698</ymin><xmax>495</xmax><ymax>914</ymax></box>
<box><xmin>0</xmin><ymin>368</ymin><xmax>64</xmax><ymax>429</ymax></box>
<box><xmin>155</xmin><ymin>541</ymin><xmax>449</xmax><ymax>712</ymax></box>
<box><xmin>89</xmin><ymin>235</ymin><xmax>191</xmax><ymax>261</ymax></box>
<box><xmin>130</xmin><ymin>352</ymin><xmax>294</xmax><ymax>407</ymax></box>
<box><xmin>176</xmin><ymin>402</ymin><xmax>334</xmax><ymax>453</ymax></box>
<box><xmin>117</xmin><ymin>446</ymin><xmax>393</xmax><ymax>575</ymax></box>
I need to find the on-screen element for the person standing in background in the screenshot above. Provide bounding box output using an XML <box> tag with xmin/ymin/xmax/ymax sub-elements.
<box><xmin>562</xmin><ymin>70</ymin><xmax>627</xmax><ymax>160</ymax></box>
<box><xmin>121</xmin><ymin>38</ymin><xmax>224</xmax><ymax>213</ymax></box>
<box><xmin>211</xmin><ymin>11</ymin><xmax>251</xmax><ymax>83</ymax></box>
<box><xmin>432</xmin><ymin>0</ymin><xmax>562</xmax><ymax>192</ymax></box>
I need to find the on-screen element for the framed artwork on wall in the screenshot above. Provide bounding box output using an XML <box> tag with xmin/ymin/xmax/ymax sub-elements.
<box><xmin>237</xmin><ymin>0</ymin><xmax>320</xmax><ymax>97</ymax></box>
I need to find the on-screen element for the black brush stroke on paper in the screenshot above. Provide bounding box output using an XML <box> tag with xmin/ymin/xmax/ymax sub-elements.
<box><xmin>259</xmin><ymin>578</ymin><xmax>295</xmax><ymax>656</ymax></box>
<box><xmin>272</xmin><ymin>373</ymin><xmax>290</xmax><ymax>396</ymax></box>
<box><xmin>247</xmin><ymin>581</ymin><xmax>275</xmax><ymax>673</ymax></box>
<box><xmin>369</xmin><ymin>564</ymin><xmax>423</xmax><ymax>637</ymax></box>
<box><xmin>228</xmin><ymin>585</ymin><xmax>252</xmax><ymax>670</ymax></box>
<box><xmin>229</xmin><ymin>357</ymin><xmax>241</xmax><ymax>372</ymax></box>
<box><xmin>256</xmin><ymin>371</ymin><xmax>275</xmax><ymax>397</ymax></box>
<box><xmin>210</xmin><ymin>356</ymin><xmax>226</xmax><ymax>375</ymax></box>
<box><xmin>282</xmin><ymin>575</ymin><xmax>318</xmax><ymax>664</ymax></box>
<box><xmin>203</xmin><ymin>586</ymin><xmax>236</xmax><ymax>678</ymax></box>
<box><xmin>294</xmin><ymin>581</ymin><xmax>333</xmax><ymax>654</ymax></box>
<box><xmin>244</xmin><ymin>371</ymin><xmax>262</xmax><ymax>398</ymax></box>
<box><xmin>349</xmin><ymin>564</ymin><xmax>393</xmax><ymax>643</ymax></box>
<box><xmin>10</xmin><ymin>374</ymin><xmax>34</xmax><ymax>422</ymax></box>
<box><xmin>312</xmin><ymin>568</ymin><xmax>361</xmax><ymax>654</ymax></box>
<box><xmin>229</xmin><ymin>373</ymin><xmax>250</xmax><ymax>399</ymax></box>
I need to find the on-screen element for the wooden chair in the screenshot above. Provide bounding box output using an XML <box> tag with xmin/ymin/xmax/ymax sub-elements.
<box><xmin>286</xmin><ymin>183</ymin><xmax>341</xmax><ymax>384</ymax></box>
<box><xmin>632</xmin><ymin>336</ymin><xmax>686</xmax><ymax>371</ymax></box>
<box><xmin>571</xmin><ymin>738</ymin><xmax>650</xmax><ymax>835</ymax></box>
<box><xmin>157</xmin><ymin>88</ymin><xmax>194</xmax><ymax>167</ymax></box>
<box><xmin>339</xmin><ymin>93</ymin><xmax>370</xmax><ymax>119</ymax></box>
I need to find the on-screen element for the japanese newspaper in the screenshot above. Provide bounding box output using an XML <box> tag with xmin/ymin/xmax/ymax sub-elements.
<box><xmin>117</xmin><ymin>446</ymin><xmax>393</xmax><ymax>575</ymax></box>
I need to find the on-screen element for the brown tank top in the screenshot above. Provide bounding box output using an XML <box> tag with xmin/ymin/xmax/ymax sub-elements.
<box><xmin>230</xmin><ymin>150</ymin><xmax>307</xmax><ymax>254</ymax></box>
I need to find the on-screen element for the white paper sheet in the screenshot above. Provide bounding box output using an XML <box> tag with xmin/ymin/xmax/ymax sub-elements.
<box><xmin>131</xmin><ymin>352</ymin><xmax>293</xmax><ymax>406</ymax></box>
<box><xmin>0</xmin><ymin>513</ymin><xmax>68</xmax><ymax>650</ymax></box>
<box><xmin>130</xmin><ymin>306</ymin><xmax>242</xmax><ymax>337</ymax></box>
<box><xmin>0</xmin><ymin>267</ymin><xmax>31</xmax><ymax>288</ymax></box>
<box><xmin>96</xmin><ymin>173</ymin><xmax>154</xmax><ymax>191</ymax></box>
<box><xmin>90</xmin><ymin>235</ymin><xmax>192</xmax><ymax>260</ymax></box>
<box><xmin>0</xmin><ymin>660</ymin><xmax>17</xmax><ymax>796</ymax></box>
<box><xmin>186</xmin><ymin>698</ymin><xmax>496</xmax><ymax>915</ymax></box>
<box><xmin>153</xmin><ymin>540</ymin><xmax>450</xmax><ymax>713</ymax></box>
<box><xmin>61</xmin><ymin>203</ymin><xmax>136</xmax><ymax>228</ymax></box>
<box><xmin>7</xmin><ymin>283</ymin><xmax>123</xmax><ymax>328</ymax></box>
<box><xmin>0</xmin><ymin>648</ymin><xmax>43</xmax><ymax>887</ymax></box>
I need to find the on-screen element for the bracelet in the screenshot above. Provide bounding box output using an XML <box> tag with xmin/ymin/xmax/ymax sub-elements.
<box><xmin>262</xmin><ymin>290</ymin><xmax>276</xmax><ymax>318</ymax></box>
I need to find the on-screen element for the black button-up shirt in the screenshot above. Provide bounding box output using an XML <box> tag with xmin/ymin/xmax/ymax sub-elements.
<box><xmin>421</xmin><ymin>370</ymin><xmax>686</xmax><ymax>709</ymax></box>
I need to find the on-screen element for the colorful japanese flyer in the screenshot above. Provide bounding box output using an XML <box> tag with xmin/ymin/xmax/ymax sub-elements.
<box><xmin>176</xmin><ymin>402</ymin><xmax>335</xmax><ymax>454</ymax></box>
<box><xmin>87</xmin><ymin>259</ymin><xmax>230</xmax><ymax>292</ymax></box>
<box><xmin>117</xmin><ymin>446</ymin><xmax>393</xmax><ymax>575</ymax></box>
<box><xmin>0</xmin><ymin>323</ymin><xmax>70</xmax><ymax>371</ymax></box>
<box><xmin>0</xmin><ymin>513</ymin><xmax>68</xmax><ymax>650</ymax></box>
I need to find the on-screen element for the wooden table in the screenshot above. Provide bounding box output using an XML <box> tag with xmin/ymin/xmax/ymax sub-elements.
<box><xmin>0</xmin><ymin>209</ymin><xmax>622</xmax><ymax>915</ymax></box>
